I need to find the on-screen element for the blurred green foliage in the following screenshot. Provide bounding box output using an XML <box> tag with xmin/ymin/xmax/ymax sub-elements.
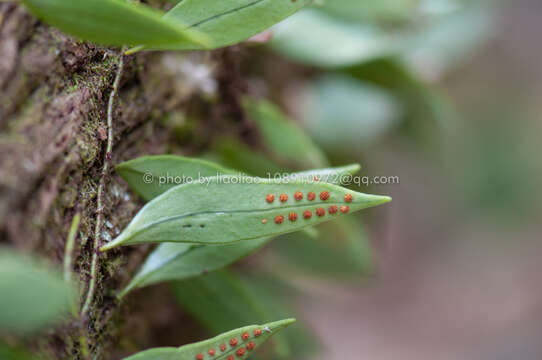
<box><xmin>0</xmin><ymin>249</ymin><xmax>75</xmax><ymax>335</ymax></box>
<box><xmin>172</xmin><ymin>270</ymin><xmax>317</xmax><ymax>359</ymax></box>
<box><xmin>303</xmin><ymin>74</ymin><xmax>401</xmax><ymax>151</ymax></box>
<box><xmin>0</xmin><ymin>345</ymin><xmax>37</xmax><ymax>360</ymax></box>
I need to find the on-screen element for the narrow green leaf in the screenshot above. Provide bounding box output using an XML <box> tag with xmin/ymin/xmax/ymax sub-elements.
<box><xmin>118</xmin><ymin>238</ymin><xmax>269</xmax><ymax>298</ymax></box>
<box><xmin>211</xmin><ymin>138</ymin><xmax>285</xmax><ymax>178</ymax></box>
<box><xmin>171</xmin><ymin>270</ymin><xmax>296</xmax><ymax>358</ymax></box>
<box><xmin>126</xmin><ymin>0</ymin><xmax>312</xmax><ymax>53</ymax></box>
<box><xmin>270</xmin><ymin>9</ymin><xmax>396</xmax><ymax>68</ymax></box>
<box><xmin>242</xmin><ymin>98</ymin><xmax>328</xmax><ymax>169</ymax></box>
<box><xmin>116</xmin><ymin>154</ymin><xmax>360</xmax><ymax>202</ymax></box>
<box><xmin>101</xmin><ymin>176</ymin><xmax>390</xmax><ymax>250</ymax></box>
<box><xmin>22</xmin><ymin>0</ymin><xmax>208</xmax><ymax>48</ymax></box>
<box><xmin>117</xmin><ymin>162</ymin><xmax>362</xmax><ymax>297</ymax></box>
<box><xmin>238</xmin><ymin>273</ymin><xmax>319</xmax><ymax>357</ymax></box>
<box><xmin>123</xmin><ymin>318</ymin><xmax>295</xmax><ymax>360</ymax></box>
<box><xmin>347</xmin><ymin>58</ymin><xmax>453</xmax><ymax>149</ymax></box>
<box><xmin>320</xmin><ymin>0</ymin><xmax>416</xmax><ymax>23</ymax></box>
<box><xmin>271</xmin><ymin>5</ymin><xmax>492</xmax><ymax>71</ymax></box>
<box><xmin>0</xmin><ymin>248</ymin><xmax>76</xmax><ymax>334</ymax></box>
<box><xmin>116</xmin><ymin>155</ymin><xmax>237</xmax><ymax>202</ymax></box>
<box><xmin>155</xmin><ymin>0</ymin><xmax>313</xmax><ymax>50</ymax></box>
<box><xmin>286</xmin><ymin>165</ymin><xmax>361</xmax><ymax>185</ymax></box>
<box><xmin>303</xmin><ymin>74</ymin><xmax>401</xmax><ymax>151</ymax></box>
<box><xmin>274</xmin><ymin>217</ymin><xmax>374</xmax><ymax>277</ymax></box>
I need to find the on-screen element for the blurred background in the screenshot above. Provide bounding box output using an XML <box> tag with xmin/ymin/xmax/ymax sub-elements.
<box><xmin>226</xmin><ymin>0</ymin><xmax>542</xmax><ymax>359</ymax></box>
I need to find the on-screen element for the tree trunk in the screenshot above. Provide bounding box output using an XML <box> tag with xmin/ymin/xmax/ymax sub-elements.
<box><xmin>0</xmin><ymin>3</ymin><xmax>253</xmax><ymax>358</ymax></box>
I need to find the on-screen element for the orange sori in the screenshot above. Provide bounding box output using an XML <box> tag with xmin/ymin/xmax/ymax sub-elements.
<box><xmin>236</xmin><ymin>348</ymin><xmax>246</xmax><ymax>357</ymax></box>
<box><xmin>320</xmin><ymin>191</ymin><xmax>330</xmax><ymax>200</ymax></box>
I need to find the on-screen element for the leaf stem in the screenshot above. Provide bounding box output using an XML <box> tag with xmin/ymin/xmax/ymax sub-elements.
<box><xmin>64</xmin><ymin>212</ymin><xmax>80</xmax><ymax>317</ymax></box>
<box><xmin>81</xmin><ymin>51</ymin><xmax>125</xmax><ymax>317</ymax></box>
<box><xmin>124</xmin><ymin>45</ymin><xmax>143</xmax><ymax>55</ymax></box>
<box><xmin>64</xmin><ymin>213</ymin><xmax>81</xmax><ymax>283</ymax></box>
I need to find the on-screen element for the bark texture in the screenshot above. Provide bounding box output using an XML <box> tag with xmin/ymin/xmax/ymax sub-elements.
<box><xmin>0</xmin><ymin>3</ymin><xmax>258</xmax><ymax>358</ymax></box>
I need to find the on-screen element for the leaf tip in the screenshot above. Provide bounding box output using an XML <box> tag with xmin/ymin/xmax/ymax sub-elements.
<box><xmin>371</xmin><ymin>195</ymin><xmax>392</xmax><ymax>206</ymax></box>
<box><xmin>348</xmin><ymin>163</ymin><xmax>362</xmax><ymax>174</ymax></box>
<box><xmin>267</xmin><ymin>318</ymin><xmax>296</xmax><ymax>331</ymax></box>
<box><xmin>381</xmin><ymin>195</ymin><xmax>392</xmax><ymax>203</ymax></box>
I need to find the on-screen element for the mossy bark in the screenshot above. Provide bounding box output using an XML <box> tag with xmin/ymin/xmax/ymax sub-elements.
<box><xmin>0</xmin><ymin>3</ymin><xmax>258</xmax><ymax>359</ymax></box>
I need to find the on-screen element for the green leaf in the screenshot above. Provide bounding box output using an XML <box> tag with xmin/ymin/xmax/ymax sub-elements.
<box><xmin>273</xmin><ymin>217</ymin><xmax>374</xmax><ymax>277</ymax></box>
<box><xmin>270</xmin><ymin>4</ymin><xmax>492</xmax><ymax>71</ymax></box>
<box><xmin>242</xmin><ymin>98</ymin><xmax>328</xmax><ymax>169</ymax></box>
<box><xmin>117</xmin><ymin>154</ymin><xmax>360</xmax><ymax>202</ymax></box>
<box><xmin>101</xmin><ymin>175</ymin><xmax>390</xmax><ymax>250</ymax></box>
<box><xmin>22</xmin><ymin>0</ymin><xmax>207</xmax><ymax>48</ymax></box>
<box><xmin>398</xmin><ymin>4</ymin><xmax>493</xmax><ymax>77</ymax></box>
<box><xmin>0</xmin><ymin>248</ymin><xmax>76</xmax><ymax>334</ymax></box>
<box><xmin>123</xmin><ymin>318</ymin><xmax>295</xmax><ymax>360</ymax></box>
<box><xmin>347</xmin><ymin>58</ymin><xmax>454</xmax><ymax>149</ymax></box>
<box><xmin>117</xmin><ymin>155</ymin><xmax>237</xmax><ymax>202</ymax></box>
<box><xmin>320</xmin><ymin>0</ymin><xmax>416</xmax><ymax>22</ymax></box>
<box><xmin>160</xmin><ymin>0</ymin><xmax>312</xmax><ymax>50</ymax></box>
<box><xmin>286</xmin><ymin>165</ymin><xmax>361</xmax><ymax>185</ymax></box>
<box><xmin>118</xmin><ymin>238</ymin><xmax>269</xmax><ymax>298</ymax></box>
<box><xmin>303</xmin><ymin>74</ymin><xmax>401</xmax><ymax>151</ymax></box>
<box><xmin>117</xmin><ymin>162</ymin><xmax>362</xmax><ymax>297</ymax></box>
<box><xmin>171</xmin><ymin>270</ymin><xmax>317</xmax><ymax>359</ymax></box>
<box><xmin>270</xmin><ymin>9</ymin><xmax>396</xmax><ymax>68</ymax></box>
<box><xmin>211</xmin><ymin>138</ymin><xmax>285</xmax><ymax>178</ymax></box>
<box><xmin>237</xmin><ymin>273</ymin><xmax>319</xmax><ymax>357</ymax></box>
<box><xmin>172</xmin><ymin>270</ymin><xmax>304</xmax><ymax>359</ymax></box>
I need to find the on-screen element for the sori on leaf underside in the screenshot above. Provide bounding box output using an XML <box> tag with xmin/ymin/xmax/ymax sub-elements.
<box><xmin>101</xmin><ymin>174</ymin><xmax>390</xmax><ymax>251</ymax></box>
<box><xmin>122</xmin><ymin>318</ymin><xmax>295</xmax><ymax>360</ymax></box>
<box><xmin>113</xmin><ymin>158</ymin><xmax>379</xmax><ymax>298</ymax></box>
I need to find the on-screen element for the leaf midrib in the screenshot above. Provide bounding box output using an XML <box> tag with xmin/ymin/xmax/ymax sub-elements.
<box><xmin>148</xmin><ymin>200</ymin><xmax>351</xmax><ymax>227</ymax></box>
<box><xmin>120</xmin><ymin>201</ymin><xmax>353</xmax><ymax>245</ymax></box>
<box><xmin>186</xmin><ymin>0</ymin><xmax>266</xmax><ymax>28</ymax></box>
